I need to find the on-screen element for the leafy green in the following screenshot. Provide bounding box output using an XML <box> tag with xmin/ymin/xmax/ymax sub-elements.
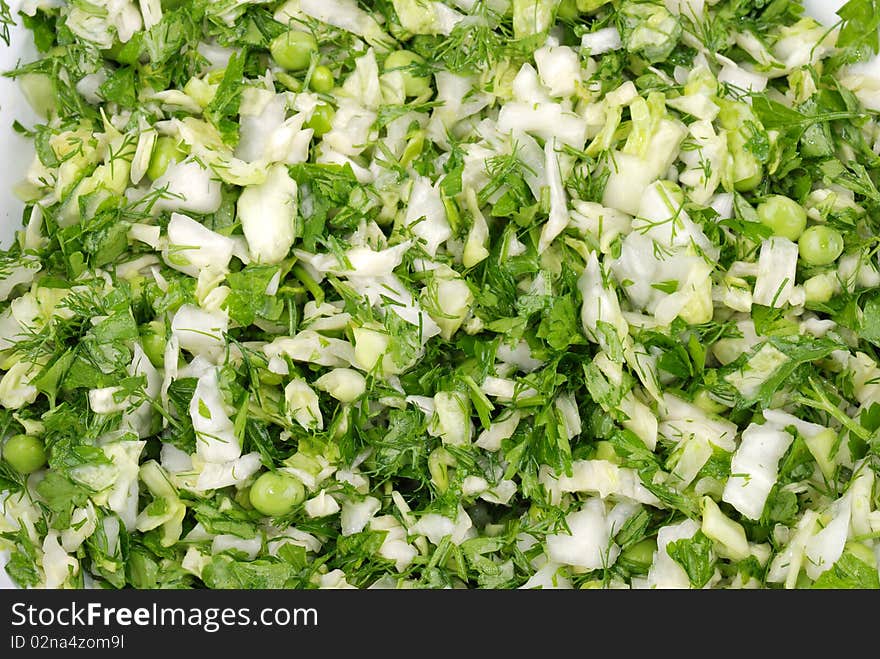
<box><xmin>98</xmin><ymin>66</ymin><xmax>138</xmax><ymax>107</ymax></box>
<box><xmin>836</xmin><ymin>0</ymin><xmax>880</xmax><ymax>62</ymax></box>
<box><xmin>811</xmin><ymin>552</ymin><xmax>880</xmax><ymax>589</ymax></box>
<box><xmin>204</xmin><ymin>48</ymin><xmax>247</xmax><ymax>145</ymax></box>
<box><xmin>225</xmin><ymin>265</ymin><xmax>282</xmax><ymax>326</ymax></box>
<box><xmin>201</xmin><ymin>555</ymin><xmax>303</xmax><ymax>589</ymax></box>
<box><xmin>666</xmin><ymin>530</ymin><xmax>715</xmax><ymax>588</ymax></box>
<box><xmin>861</xmin><ymin>295</ymin><xmax>880</xmax><ymax>347</ymax></box>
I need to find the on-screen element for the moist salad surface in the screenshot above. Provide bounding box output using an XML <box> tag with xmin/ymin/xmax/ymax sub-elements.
<box><xmin>1</xmin><ymin>0</ymin><xmax>880</xmax><ymax>590</ymax></box>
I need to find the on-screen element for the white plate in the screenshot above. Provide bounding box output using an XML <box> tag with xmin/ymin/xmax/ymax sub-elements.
<box><xmin>0</xmin><ymin>0</ymin><xmax>860</xmax><ymax>590</ymax></box>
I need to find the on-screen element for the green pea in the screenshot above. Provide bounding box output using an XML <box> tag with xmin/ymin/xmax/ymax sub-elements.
<box><xmin>3</xmin><ymin>434</ymin><xmax>47</xmax><ymax>474</ymax></box>
<box><xmin>309</xmin><ymin>65</ymin><xmax>335</xmax><ymax>93</ymax></box>
<box><xmin>140</xmin><ymin>320</ymin><xmax>167</xmax><ymax>368</ymax></box>
<box><xmin>732</xmin><ymin>161</ymin><xmax>763</xmax><ymax>192</ymax></box>
<box><xmin>270</xmin><ymin>30</ymin><xmax>318</xmax><ymax>72</ymax></box>
<box><xmin>383</xmin><ymin>50</ymin><xmax>431</xmax><ymax>97</ymax></box>
<box><xmin>798</xmin><ymin>225</ymin><xmax>844</xmax><ymax>266</ymax></box>
<box><xmin>249</xmin><ymin>471</ymin><xmax>305</xmax><ymax>516</ymax></box>
<box><xmin>147</xmin><ymin>136</ymin><xmax>186</xmax><ymax>181</ymax></box>
<box><xmin>757</xmin><ymin>195</ymin><xmax>807</xmax><ymax>241</ymax></box>
<box><xmin>804</xmin><ymin>273</ymin><xmax>834</xmax><ymax>304</ymax></box>
<box><xmin>306</xmin><ymin>103</ymin><xmax>335</xmax><ymax>137</ymax></box>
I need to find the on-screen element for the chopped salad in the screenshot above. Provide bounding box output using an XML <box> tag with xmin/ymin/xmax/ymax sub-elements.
<box><xmin>0</xmin><ymin>0</ymin><xmax>879</xmax><ymax>589</ymax></box>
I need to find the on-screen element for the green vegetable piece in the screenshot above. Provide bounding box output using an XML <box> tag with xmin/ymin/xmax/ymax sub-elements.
<box><xmin>666</xmin><ymin>531</ymin><xmax>715</xmax><ymax>589</ymax></box>
<box><xmin>384</xmin><ymin>49</ymin><xmax>431</xmax><ymax>97</ymax></box>
<box><xmin>804</xmin><ymin>273</ymin><xmax>835</xmax><ymax>304</ymax></box>
<box><xmin>719</xmin><ymin>100</ymin><xmax>766</xmax><ymax>191</ymax></box>
<box><xmin>732</xmin><ymin>163</ymin><xmax>763</xmax><ymax>192</ymax></box>
<box><xmin>275</xmin><ymin>71</ymin><xmax>302</xmax><ymax>92</ymax></box>
<box><xmin>594</xmin><ymin>440</ymin><xmax>621</xmax><ymax>464</ymax></box>
<box><xmin>309</xmin><ymin>65</ymin><xmax>335</xmax><ymax>93</ymax></box>
<box><xmin>556</xmin><ymin>0</ymin><xmax>578</xmax><ymax>20</ymax></box>
<box><xmin>617</xmin><ymin>1</ymin><xmax>681</xmax><ymax>63</ymax></box>
<box><xmin>577</xmin><ymin>0</ymin><xmax>611</xmax><ymax>11</ymax></box>
<box><xmin>3</xmin><ymin>435</ymin><xmax>47</xmax><ymax>475</ymax></box>
<box><xmin>248</xmin><ymin>471</ymin><xmax>305</xmax><ymax>516</ymax></box>
<box><xmin>618</xmin><ymin>537</ymin><xmax>657</xmax><ymax>573</ymax></box>
<box><xmin>580</xmin><ymin>580</ymin><xmax>605</xmax><ymax>589</ymax></box>
<box><xmin>798</xmin><ymin>225</ymin><xmax>844</xmax><ymax>266</ymax></box>
<box><xmin>270</xmin><ymin>30</ymin><xmax>318</xmax><ymax>72</ymax></box>
<box><xmin>757</xmin><ymin>195</ymin><xmax>807</xmax><ymax>241</ymax></box>
<box><xmin>811</xmin><ymin>549</ymin><xmax>880</xmax><ymax>589</ymax></box>
<box><xmin>140</xmin><ymin>320</ymin><xmax>167</xmax><ymax>368</ymax></box>
<box><xmin>147</xmin><ymin>136</ymin><xmax>186</xmax><ymax>181</ymax></box>
<box><xmin>306</xmin><ymin>103</ymin><xmax>335</xmax><ymax>137</ymax></box>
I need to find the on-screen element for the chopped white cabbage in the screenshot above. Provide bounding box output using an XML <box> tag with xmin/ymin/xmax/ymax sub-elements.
<box><xmin>163</xmin><ymin>212</ymin><xmax>235</xmax><ymax>279</ymax></box>
<box><xmin>152</xmin><ymin>159</ymin><xmax>223</xmax><ymax>215</ymax></box>
<box><xmin>646</xmin><ymin>519</ymin><xmax>702</xmax><ymax>589</ymax></box>
<box><xmin>546</xmin><ymin>459</ymin><xmax>660</xmax><ymax>506</ymax></box>
<box><xmin>545</xmin><ymin>499</ymin><xmax>621</xmax><ymax>570</ymax></box>
<box><xmin>402</xmin><ymin>177</ymin><xmax>451</xmax><ymax>257</ymax></box>
<box><xmin>237</xmin><ymin>164</ymin><xmax>298</xmax><ymax>264</ymax></box>
<box><xmin>722</xmin><ymin>422</ymin><xmax>794</xmax><ymax>520</ymax></box>
<box><xmin>171</xmin><ymin>305</ymin><xmax>229</xmax><ymax>360</ymax></box>
<box><xmin>753</xmin><ymin>237</ymin><xmax>799</xmax><ymax>308</ymax></box>
<box><xmin>190</xmin><ymin>367</ymin><xmax>240</xmax><ymax>463</ymax></box>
